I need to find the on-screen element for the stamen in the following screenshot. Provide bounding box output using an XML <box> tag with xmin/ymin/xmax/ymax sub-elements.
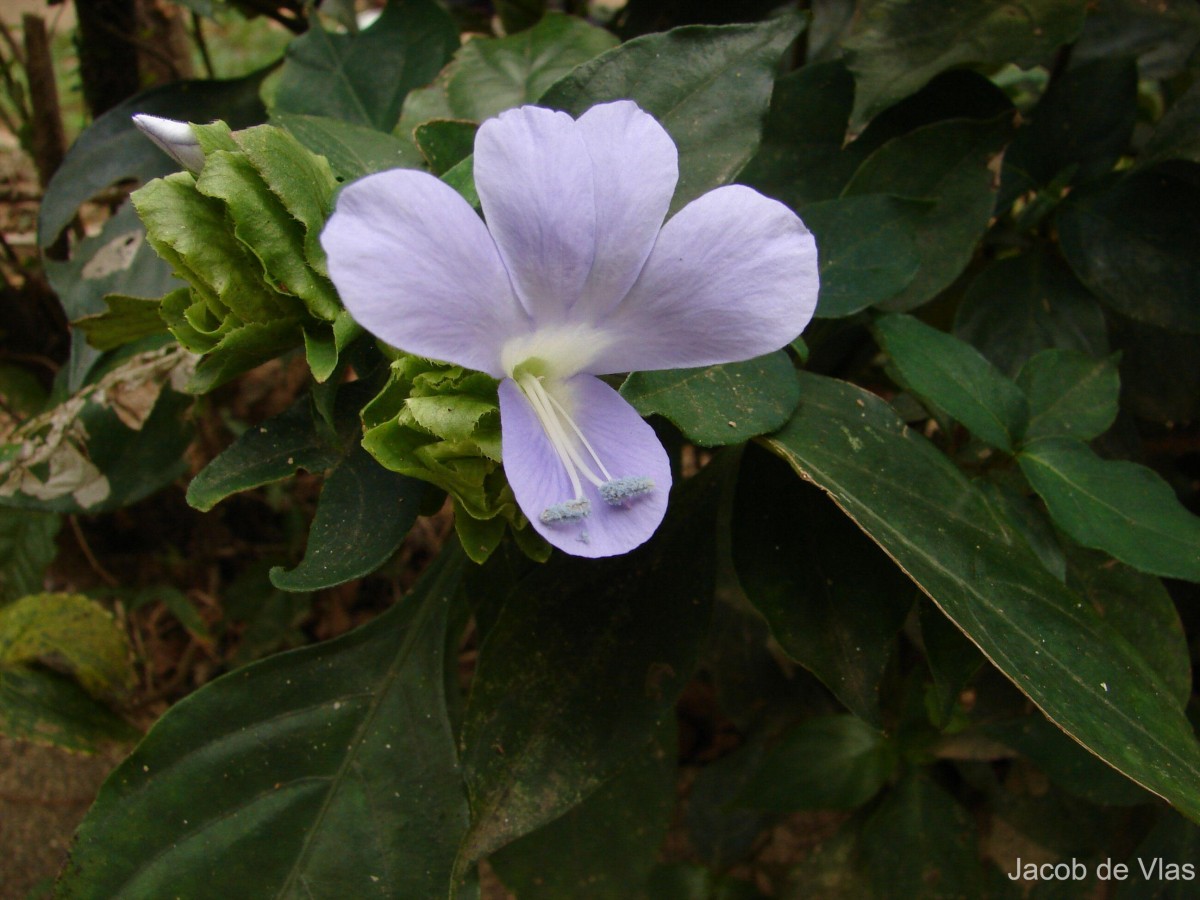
<box><xmin>541</xmin><ymin>499</ymin><xmax>591</xmax><ymax>524</ymax></box>
<box><xmin>599</xmin><ymin>476</ymin><xmax>654</xmax><ymax>506</ymax></box>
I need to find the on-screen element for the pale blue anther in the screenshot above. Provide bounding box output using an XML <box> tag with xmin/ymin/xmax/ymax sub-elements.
<box><xmin>599</xmin><ymin>476</ymin><xmax>654</xmax><ymax>506</ymax></box>
<box><xmin>540</xmin><ymin>498</ymin><xmax>591</xmax><ymax>524</ymax></box>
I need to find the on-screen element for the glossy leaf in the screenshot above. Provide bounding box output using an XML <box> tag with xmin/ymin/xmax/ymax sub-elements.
<box><xmin>1058</xmin><ymin>164</ymin><xmax>1200</xmax><ymax>333</ymax></box>
<box><xmin>489</xmin><ymin>722</ymin><xmax>676</xmax><ymax>899</ymax></box>
<box><xmin>737</xmin><ymin>59</ymin><xmax>859</xmax><ymax>209</ymax></box>
<box><xmin>732</xmin><ymin>445</ymin><xmax>915</xmax><ymax>727</ymax></box>
<box><xmin>57</xmin><ymin>548</ymin><xmax>469</xmax><ymax>899</ymax></box>
<box><xmin>447</xmin><ymin>13</ymin><xmax>618</xmax><ymax>121</ymax></box>
<box><xmin>875</xmin><ymin>314</ymin><xmax>1029</xmax><ymax>453</ymax></box>
<box><xmin>186</xmin><ymin>396</ymin><xmax>341</xmax><ymax>512</ymax></box>
<box><xmin>844</xmin><ymin>116</ymin><xmax>1013</xmax><ymax>311</ymax></box>
<box><xmin>737</xmin><ymin>714</ymin><xmax>896</xmax><ymax>811</ymax></box>
<box><xmin>1015</xmin><ymin>349</ymin><xmax>1120</xmax><ymax>443</ymax></box>
<box><xmin>541</xmin><ymin>15</ymin><xmax>804</xmax><ymax>212</ymax></box>
<box><xmin>764</xmin><ymin>372</ymin><xmax>1200</xmax><ymax>819</ymax></box>
<box><xmin>620</xmin><ymin>352</ymin><xmax>800</xmax><ymax>447</ymax></box>
<box><xmin>844</xmin><ymin>0</ymin><xmax>1085</xmax><ymax>125</ymax></box>
<box><xmin>0</xmin><ymin>510</ymin><xmax>60</xmax><ymax>605</ymax></box>
<box><xmin>274</xmin><ymin>114</ymin><xmax>425</xmax><ymax>181</ymax></box>
<box><xmin>1018</xmin><ymin>438</ymin><xmax>1200</xmax><ymax>582</ymax></box>
<box><xmin>0</xmin><ymin>593</ymin><xmax>134</xmax><ymax>696</ymax></box>
<box><xmin>272</xmin><ymin>0</ymin><xmax>458</xmax><ymax>132</ymax></box>
<box><xmin>270</xmin><ymin>445</ymin><xmax>426</xmax><ymax>591</ymax></box>
<box><xmin>800</xmin><ymin>194</ymin><xmax>923</xmax><ymax>317</ymax></box>
<box><xmin>954</xmin><ymin>248</ymin><xmax>1110</xmax><ymax>378</ymax></box>
<box><xmin>456</xmin><ymin>468</ymin><xmax>721</xmax><ymax>868</ymax></box>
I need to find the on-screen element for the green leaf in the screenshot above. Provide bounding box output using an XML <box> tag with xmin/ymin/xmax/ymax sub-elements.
<box><xmin>843</xmin><ymin>0</ymin><xmax>1085</xmax><ymax>125</ymax></box>
<box><xmin>185</xmin><ymin>320</ymin><xmax>303</xmax><ymax>394</ymax></box>
<box><xmin>541</xmin><ymin>15</ymin><xmax>804</xmax><ymax>213</ymax></box>
<box><xmin>737</xmin><ymin>714</ymin><xmax>896</xmax><ymax>811</ymax></box>
<box><xmin>859</xmin><ymin>773</ymin><xmax>984</xmax><ymax>897</ymax></box>
<box><xmin>1116</xmin><ymin>810</ymin><xmax>1200</xmax><ymax>897</ymax></box>
<box><xmin>1142</xmin><ymin>80</ymin><xmax>1200</xmax><ymax>167</ymax></box>
<box><xmin>272</xmin><ymin>0</ymin><xmax>459</xmax><ymax>132</ymax></box>
<box><xmin>274</xmin><ymin>113</ymin><xmax>426</xmax><ymax>181</ymax></box>
<box><xmin>875</xmin><ymin>314</ymin><xmax>1029</xmax><ymax>453</ymax></box>
<box><xmin>413</xmin><ymin>119</ymin><xmax>478</xmax><ymax>176</ymax></box>
<box><xmin>186</xmin><ymin>397</ymin><xmax>341</xmax><ymax>512</ymax></box>
<box><xmin>57</xmin><ymin>547</ymin><xmax>469</xmax><ymax>899</ymax></box>
<box><xmin>739</xmin><ymin>60</ymin><xmax>859</xmax><ymax>209</ymax></box>
<box><xmin>489</xmin><ymin>721</ymin><xmax>676</xmax><ymax>899</ymax></box>
<box><xmin>496</xmin><ymin>0</ymin><xmax>546</xmax><ymax>34</ymax></box>
<box><xmin>0</xmin><ymin>509</ymin><xmax>60</xmax><ymax>605</ymax></box>
<box><xmin>954</xmin><ymin>248</ymin><xmax>1110</xmax><ymax>378</ymax></box>
<box><xmin>1073</xmin><ymin>0</ymin><xmax>1200</xmax><ymax>80</ymax></box>
<box><xmin>732</xmin><ymin>445</ymin><xmax>915</xmax><ymax>727</ymax></box>
<box><xmin>455</xmin><ymin>467</ymin><xmax>721</xmax><ymax>869</ymax></box>
<box><xmin>270</xmin><ymin>446</ymin><xmax>426</xmax><ymax>591</ymax></box>
<box><xmin>447</xmin><ymin>13</ymin><xmax>618</xmax><ymax>121</ymax></box>
<box><xmin>39</xmin><ymin>68</ymin><xmax>269</xmax><ymax>246</ymax></box>
<box><xmin>1015</xmin><ymin>350</ymin><xmax>1120</xmax><ymax>443</ymax></box>
<box><xmin>1110</xmin><ymin>314</ymin><xmax>1200</xmax><ymax>425</ymax></box>
<box><xmin>0</xmin><ymin>667</ymin><xmax>139</xmax><ymax>752</ymax></box>
<box><xmin>1057</xmin><ymin>164</ymin><xmax>1200</xmax><ymax>333</ymax></box>
<box><xmin>1017</xmin><ymin>438</ymin><xmax>1200</xmax><ymax>582</ymax></box>
<box><xmin>764</xmin><ymin>372</ymin><xmax>1200</xmax><ymax>820</ymax></box>
<box><xmin>619</xmin><ymin>352</ymin><xmax>800</xmax><ymax>447</ymax></box>
<box><xmin>999</xmin><ymin>57</ymin><xmax>1137</xmax><ymax>208</ymax></box>
<box><xmin>800</xmin><ymin>194</ymin><xmax>924</xmax><ymax>317</ymax></box>
<box><xmin>74</xmin><ymin>295</ymin><xmax>168</xmax><ymax>352</ymax></box>
<box><xmin>0</xmin><ymin>593</ymin><xmax>134</xmax><ymax>696</ymax></box>
<box><xmin>843</xmin><ymin>116</ymin><xmax>1013</xmax><ymax>311</ymax></box>
<box><xmin>919</xmin><ymin>600</ymin><xmax>984</xmax><ymax>725</ymax></box>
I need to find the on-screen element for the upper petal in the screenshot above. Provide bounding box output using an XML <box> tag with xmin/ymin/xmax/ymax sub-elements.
<box><xmin>321</xmin><ymin>168</ymin><xmax>528</xmax><ymax>377</ymax></box>
<box><xmin>572</xmin><ymin>100</ymin><xmax>678</xmax><ymax>322</ymax></box>
<box><xmin>498</xmin><ymin>374</ymin><xmax>671</xmax><ymax>558</ymax></box>
<box><xmin>588</xmin><ymin>184</ymin><xmax>819</xmax><ymax>374</ymax></box>
<box><xmin>474</xmin><ymin>106</ymin><xmax>596</xmax><ymax>325</ymax></box>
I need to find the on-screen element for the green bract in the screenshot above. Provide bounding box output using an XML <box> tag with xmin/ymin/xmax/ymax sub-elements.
<box><xmin>131</xmin><ymin>122</ymin><xmax>357</xmax><ymax>392</ymax></box>
<box><xmin>361</xmin><ymin>355</ymin><xmax>548</xmax><ymax>563</ymax></box>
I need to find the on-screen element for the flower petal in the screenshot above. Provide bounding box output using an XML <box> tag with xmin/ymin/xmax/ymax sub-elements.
<box><xmin>321</xmin><ymin>168</ymin><xmax>528</xmax><ymax>377</ymax></box>
<box><xmin>589</xmin><ymin>184</ymin><xmax>819</xmax><ymax>374</ymax></box>
<box><xmin>475</xmin><ymin>106</ymin><xmax>596</xmax><ymax>325</ymax></box>
<box><xmin>498</xmin><ymin>374</ymin><xmax>671</xmax><ymax>558</ymax></box>
<box><xmin>572</xmin><ymin>100</ymin><xmax>678</xmax><ymax>321</ymax></box>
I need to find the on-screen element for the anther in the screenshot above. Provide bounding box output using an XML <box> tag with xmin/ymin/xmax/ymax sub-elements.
<box><xmin>599</xmin><ymin>476</ymin><xmax>654</xmax><ymax>506</ymax></box>
<box><xmin>541</xmin><ymin>498</ymin><xmax>591</xmax><ymax>524</ymax></box>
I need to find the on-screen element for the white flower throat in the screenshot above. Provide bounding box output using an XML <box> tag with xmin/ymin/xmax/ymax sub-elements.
<box><xmin>511</xmin><ymin>366</ymin><xmax>653</xmax><ymax>525</ymax></box>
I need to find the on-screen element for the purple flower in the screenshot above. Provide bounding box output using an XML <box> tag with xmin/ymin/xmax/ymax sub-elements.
<box><xmin>321</xmin><ymin>101</ymin><xmax>818</xmax><ymax>558</ymax></box>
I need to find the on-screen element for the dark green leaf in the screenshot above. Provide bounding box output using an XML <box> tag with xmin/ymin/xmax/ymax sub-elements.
<box><xmin>620</xmin><ymin>352</ymin><xmax>800</xmax><ymax>447</ymax></box>
<box><xmin>954</xmin><ymin>248</ymin><xmax>1109</xmax><ymax>378</ymax></box>
<box><xmin>274</xmin><ymin>114</ymin><xmax>425</xmax><ymax>181</ymax></box>
<box><xmin>0</xmin><ymin>667</ymin><xmax>139</xmax><ymax>752</ymax></box>
<box><xmin>1109</xmin><ymin>313</ymin><xmax>1200</xmax><ymax>424</ymax></box>
<box><xmin>1057</xmin><ymin>164</ymin><xmax>1200</xmax><ymax>333</ymax></box>
<box><xmin>684</xmin><ymin>739</ymin><xmax>774</xmax><ymax>871</ymax></box>
<box><xmin>732</xmin><ymin>445</ymin><xmax>914</xmax><ymax>727</ymax></box>
<box><xmin>185</xmin><ymin>320</ymin><xmax>303</xmax><ymax>394</ymax></box>
<box><xmin>186</xmin><ymin>397</ymin><xmax>340</xmax><ymax>512</ymax></box>
<box><xmin>1016</xmin><ymin>350</ymin><xmax>1120</xmax><ymax>443</ymax></box>
<box><xmin>739</xmin><ymin>60</ymin><xmax>859</xmax><ymax>209</ymax></box>
<box><xmin>74</xmin><ymin>295</ymin><xmax>168</xmax><ymax>352</ymax></box>
<box><xmin>843</xmin><ymin>0</ymin><xmax>1085</xmax><ymax>125</ymax></box>
<box><xmin>273</xmin><ymin>0</ymin><xmax>458</xmax><ymax>132</ymax></box>
<box><xmin>270</xmin><ymin>446</ymin><xmax>426</xmax><ymax>591</ymax></box>
<box><xmin>456</xmin><ymin>468</ymin><xmax>720</xmax><ymax>867</ymax></box>
<box><xmin>0</xmin><ymin>509</ymin><xmax>60</xmax><ymax>605</ymax></box>
<box><xmin>977</xmin><ymin>477</ymin><xmax>1067</xmax><ymax>582</ymax></box>
<box><xmin>496</xmin><ymin>0</ymin><xmax>546</xmax><ymax>34</ymax></box>
<box><xmin>765</xmin><ymin>372</ymin><xmax>1200</xmax><ymax>819</ymax></box>
<box><xmin>800</xmin><ymin>194</ymin><xmax>924</xmax><ymax>317</ymax></box>
<box><xmin>919</xmin><ymin>600</ymin><xmax>984</xmax><ymax>724</ymax></box>
<box><xmin>57</xmin><ymin>548</ymin><xmax>468</xmax><ymax>899</ymax></box>
<box><xmin>1000</xmin><ymin>56</ymin><xmax>1137</xmax><ymax>208</ymax></box>
<box><xmin>1142</xmin><ymin>80</ymin><xmax>1200</xmax><ymax>166</ymax></box>
<box><xmin>489</xmin><ymin>721</ymin><xmax>676</xmax><ymax>899</ymax></box>
<box><xmin>860</xmin><ymin>773</ymin><xmax>984</xmax><ymax>898</ymax></box>
<box><xmin>40</xmin><ymin>69</ymin><xmax>269</xmax><ymax>246</ymax></box>
<box><xmin>413</xmin><ymin>119</ymin><xmax>478</xmax><ymax>176</ymax></box>
<box><xmin>1018</xmin><ymin>438</ymin><xmax>1200</xmax><ymax>582</ymax></box>
<box><xmin>1073</xmin><ymin>0</ymin><xmax>1200</xmax><ymax>80</ymax></box>
<box><xmin>541</xmin><ymin>15</ymin><xmax>804</xmax><ymax>213</ymax></box>
<box><xmin>738</xmin><ymin>714</ymin><xmax>895</xmax><ymax>811</ymax></box>
<box><xmin>447</xmin><ymin>13</ymin><xmax>618</xmax><ymax>122</ymax></box>
<box><xmin>875</xmin><ymin>314</ymin><xmax>1029</xmax><ymax>453</ymax></box>
<box><xmin>1116</xmin><ymin>810</ymin><xmax>1200</xmax><ymax>897</ymax></box>
<box><xmin>844</xmin><ymin>116</ymin><xmax>1013</xmax><ymax>311</ymax></box>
